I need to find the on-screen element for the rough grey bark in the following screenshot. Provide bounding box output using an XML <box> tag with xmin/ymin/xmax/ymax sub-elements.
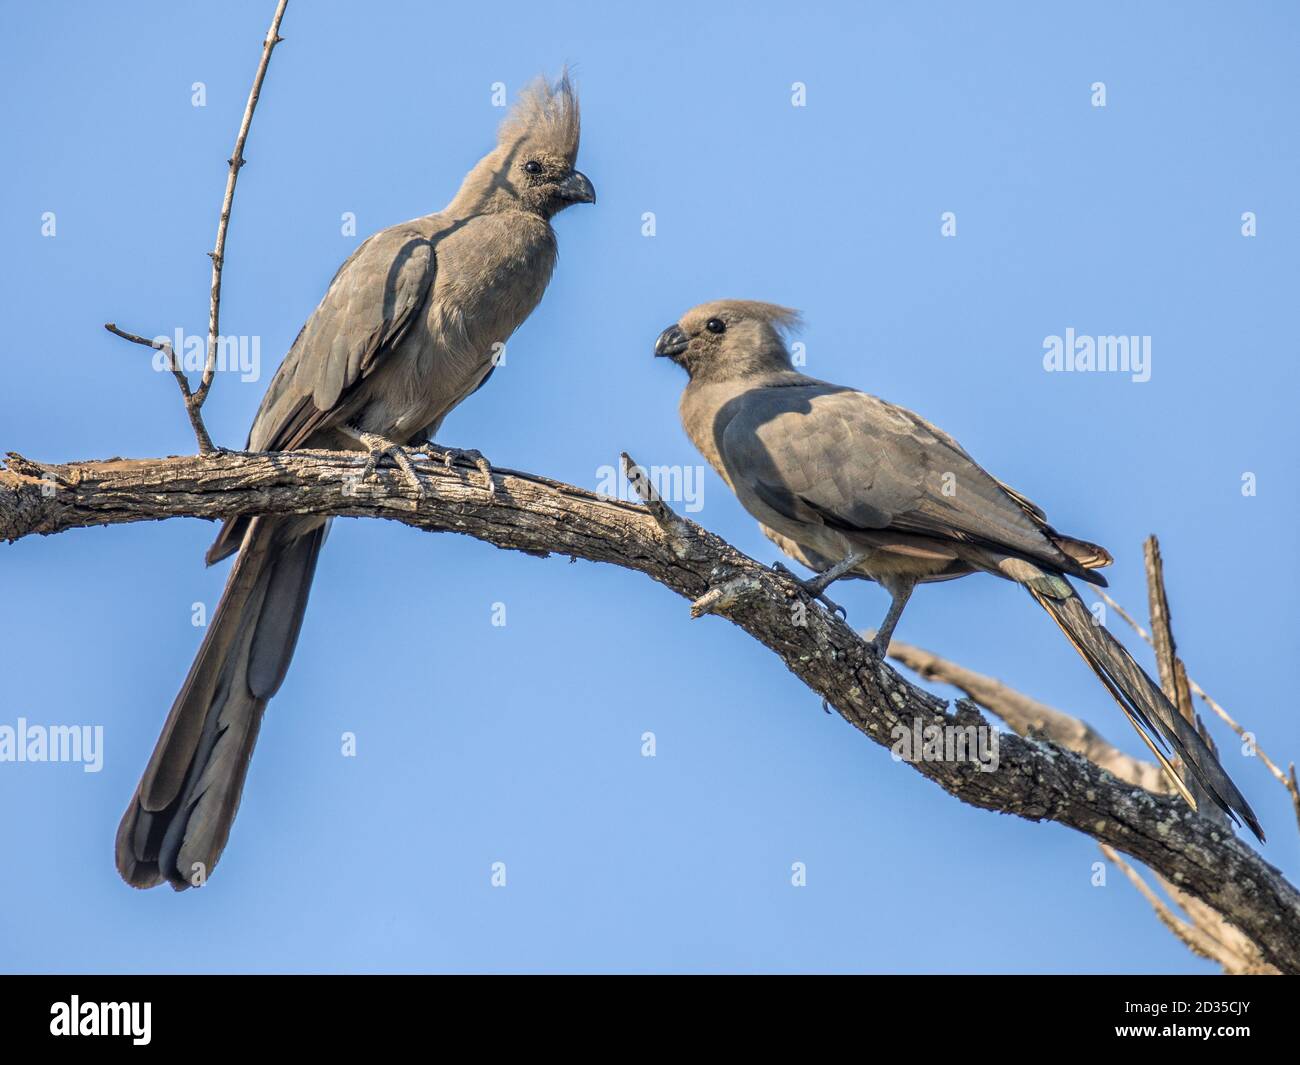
<box><xmin>3</xmin><ymin>447</ymin><xmax>1299</xmax><ymax>972</ymax></box>
<box><xmin>888</xmin><ymin>639</ymin><xmax>1174</xmax><ymax>796</ymax></box>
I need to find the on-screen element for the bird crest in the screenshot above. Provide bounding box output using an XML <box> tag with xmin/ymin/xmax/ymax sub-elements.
<box><xmin>498</xmin><ymin>68</ymin><xmax>581</xmax><ymax>164</ymax></box>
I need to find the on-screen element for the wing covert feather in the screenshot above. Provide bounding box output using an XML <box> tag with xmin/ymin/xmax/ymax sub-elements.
<box><xmin>718</xmin><ymin>385</ymin><xmax>1076</xmax><ymax>571</ymax></box>
<box><xmin>248</xmin><ymin>224</ymin><xmax>437</xmax><ymax>452</ymax></box>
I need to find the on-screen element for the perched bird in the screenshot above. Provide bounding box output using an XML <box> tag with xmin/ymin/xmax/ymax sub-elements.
<box><xmin>117</xmin><ymin>72</ymin><xmax>595</xmax><ymax>890</ymax></box>
<box><xmin>655</xmin><ymin>299</ymin><xmax>1263</xmax><ymax>841</ymax></box>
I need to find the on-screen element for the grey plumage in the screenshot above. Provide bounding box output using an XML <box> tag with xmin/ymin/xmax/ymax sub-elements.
<box><xmin>117</xmin><ymin>72</ymin><xmax>595</xmax><ymax>890</ymax></box>
<box><xmin>656</xmin><ymin>299</ymin><xmax>1263</xmax><ymax>842</ymax></box>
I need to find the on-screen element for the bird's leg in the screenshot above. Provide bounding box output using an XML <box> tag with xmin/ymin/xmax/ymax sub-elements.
<box><xmin>868</xmin><ymin>577</ymin><xmax>917</xmax><ymax>656</ymax></box>
<box><xmin>771</xmin><ymin>561</ymin><xmax>848</xmax><ymax>618</ymax></box>
<box><xmin>338</xmin><ymin>427</ymin><xmax>427</xmax><ymax>498</ymax></box>
<box><xmin>408</xmin><ymin>439</ymin><xmax>494</xmax><ymax>495</ymax></box>
<box><xmin>804</xmin><ymin>550</ymin><xmax>871</xmax><ymax>595</ymax></box>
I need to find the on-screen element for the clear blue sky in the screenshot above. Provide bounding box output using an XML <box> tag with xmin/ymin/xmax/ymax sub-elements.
<box><xmin>1</xmin><ymin>0</ymin><xmax>1296</xmax><ymax>973</ymax></box>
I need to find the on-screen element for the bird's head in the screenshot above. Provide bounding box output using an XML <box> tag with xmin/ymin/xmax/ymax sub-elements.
<box><xmin>654</xmin><ymin>300</ymin><xmax>802</xmax><ymax>382</ymax></box>
<box><xmin>456</xmin><ymin>69</ymin><xmax>595</xmax><ymax>219</ymax></box>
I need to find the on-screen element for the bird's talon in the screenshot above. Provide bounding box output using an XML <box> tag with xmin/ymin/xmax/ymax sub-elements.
<box><xmin>352</xmin><ymin>434</ymin><xmax>425</xmax><ymax>497</ymax></box>
<box><xmin>419</xmin><ymin>444</ymin><xmax>493</xmax><ymax>492</ymax></box>
<box><xmin>772</xmin><ymin>561</ymin><xmax>846</xmax><ymax>616</ymax></box>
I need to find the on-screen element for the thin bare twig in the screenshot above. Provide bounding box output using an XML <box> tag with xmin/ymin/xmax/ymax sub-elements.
<box><xmin>198</xmin><ymin>0</ymin><xmax>289</xmax><ymax>410</ymax></box>
<box><xmin>620</xmin><ymin>451</ymin><xmax>762</xmax><ymax>617</ymax></box>
<box><xmin>102</xmin><ymin>0</ymin><xmax>288</xmax><ymax>454</ymax></box>
<box><xmin>103</xmin><ymin>323</ymin><xmax>216</xmax><ymax>453</ymax></box>
<box><xmin>619</xmin><ymin>452</ymin><xmax>812</xmax><ymax>619</ymax></box>
<box><xmin>619</xmin><ymin>452</ymin><xmax>697</xmax><ymax>547</ymax></box>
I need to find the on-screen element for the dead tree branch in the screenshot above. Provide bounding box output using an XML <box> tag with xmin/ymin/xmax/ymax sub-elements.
<box><xmin>1143</xmin><ymin>536</ymin><xmax>1196</xmax><ymax>727</ymax></box>
<box><xmin>1099</xmin><ymin>845</ymin><xmax>1279</xmax><ymax>974</ymax></box>
<box><xmin>3</xmin><ymin>447</ymin><xmax>1299</xmax><ymax>972</ymax></box>
<box><xmin>888</xmin><ymin>638</ymin><xmax>1284</xmax><ymax>974</ymax></box>
<box><xmin>1144</xmin><ymin>535</ymin><xmax>1226</xmax><ymax>825</ymax></box>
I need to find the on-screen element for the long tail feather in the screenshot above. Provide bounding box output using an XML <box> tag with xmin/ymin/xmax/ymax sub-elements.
<box><xmin>115</xmin><ymin>516</ymin><xmax>327</xmax><ymax>889</ymax></box>
<box><xmin>1025</xmin><ymin>577</ymin><xmax>1263</xmax><ymax>842</ymax></box>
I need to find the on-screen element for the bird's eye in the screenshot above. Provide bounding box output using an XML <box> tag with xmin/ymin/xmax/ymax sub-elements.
<box><xmin>706</xmin><ymin>318</ymin><xmax>726</xmax><ymax>334</ymax></box>
<box><xmin>524</xmin><ymin>160</ymin><xmax>543</xmax><ymax>175</ymax></box>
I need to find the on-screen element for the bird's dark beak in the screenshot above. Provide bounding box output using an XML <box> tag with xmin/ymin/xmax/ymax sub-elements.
<box><xmin>655</xmin><ymin>323</ymin><xmax>689</xmax><ymax>359</ymax></box>
<box><xmin>557</xmin><ymin>170</ymin><xmax>596</xmax><ymax>204</ymax></box>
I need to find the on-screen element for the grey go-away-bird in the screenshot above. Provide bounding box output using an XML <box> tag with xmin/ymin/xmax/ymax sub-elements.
<box><xmin>116</xmin><ymin>73</ymin><xmax>595</xmax><ymax>890</ymax></box>
<box><xmin>655</xmin><ymin>299</ymin><xmax>1263</xmax><ymax>841</ymax></box>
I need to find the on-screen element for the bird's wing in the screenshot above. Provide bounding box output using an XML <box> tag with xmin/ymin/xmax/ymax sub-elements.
<box><xmin>247</xmin><ymin>221</ymin><xmax>438</xmax><ymax>453</ymax></box>
<box><xmin>205</xmin><ymin>222</ymin><xmax>437</xmax><ymax>565</ymax></box>
<box><xmin>718</xmin><ymin>383</ymin><xmax>1090</xmax><ymax>578</ymax></box>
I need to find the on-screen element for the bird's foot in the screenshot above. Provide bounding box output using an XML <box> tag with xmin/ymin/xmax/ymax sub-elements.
<box><xmin>355</xmin><ymin>432</ymin><xmax>426</xmax><ymax>498</ymax></box>
<box><xmin>771</xmin><ymin>561</ymin><xmax>847</xmax><ymax>618</ymax></box>
<box><xmin>410</xmin><ymin>442</ymin><xmax>494</xmax><ymax>495</ymax></box>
